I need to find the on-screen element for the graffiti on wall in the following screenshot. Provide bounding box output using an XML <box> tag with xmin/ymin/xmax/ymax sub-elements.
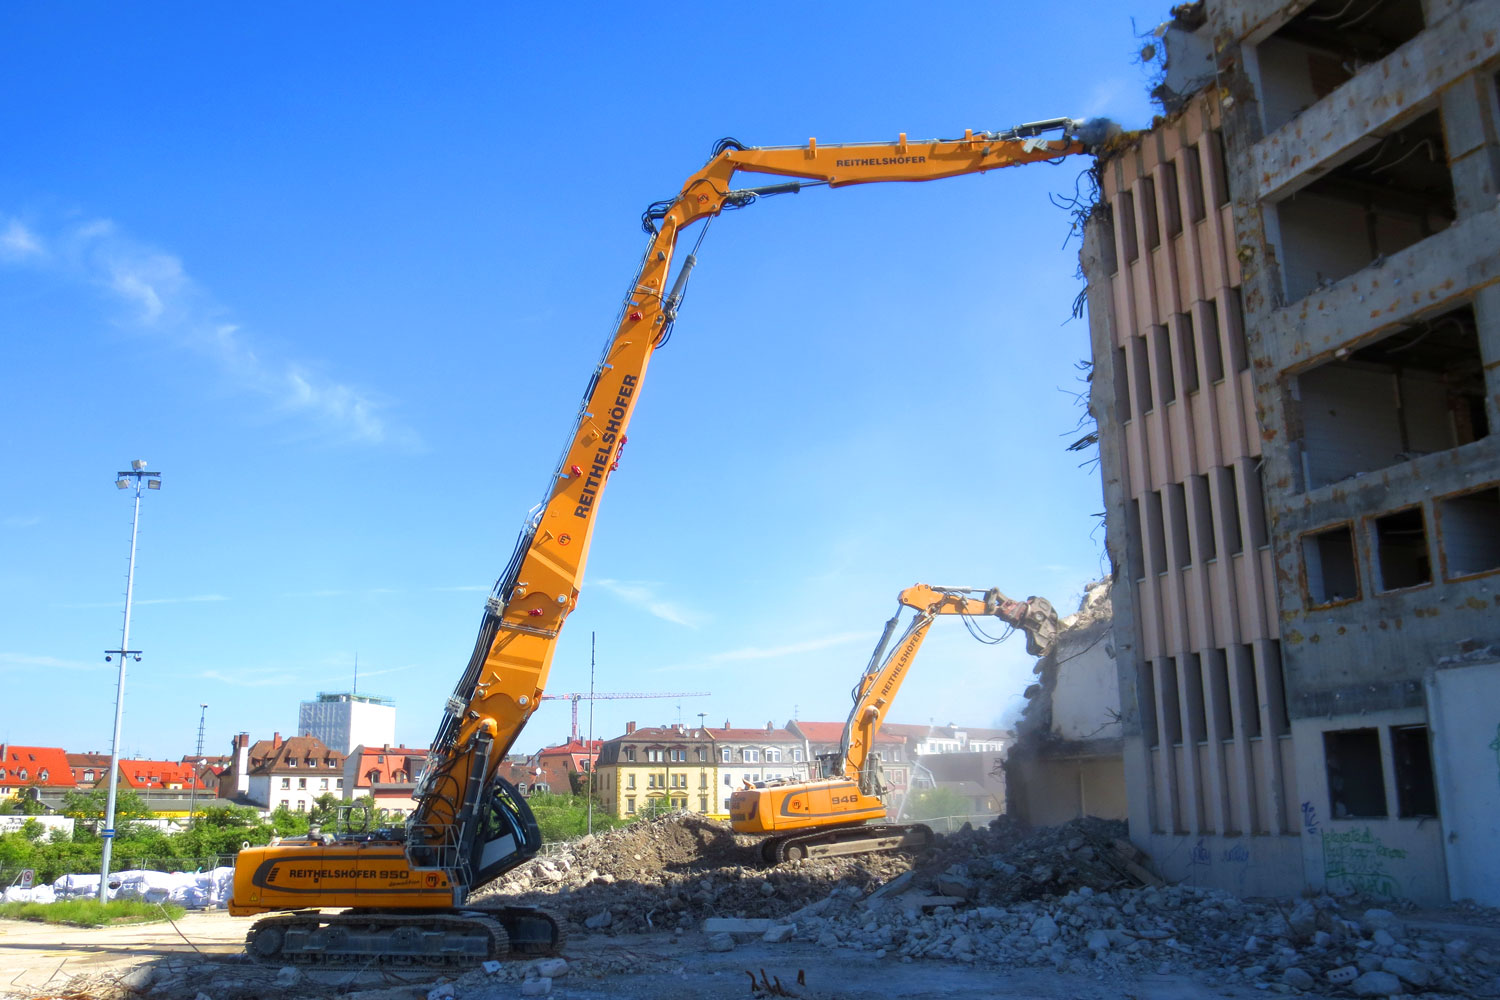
<box><xmin>1301</xmin><ymin>800</ymin><xmax>1320</xmax><ymax>837</ymax></box>
<box><xmin>1322</xmin><ymin>825</ymin><xmax>1408</xmax><ymax>897</ymax></box>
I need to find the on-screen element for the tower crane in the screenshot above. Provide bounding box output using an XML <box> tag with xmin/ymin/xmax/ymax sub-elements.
<box><xmin>540</xmin><ymin>691</ymin><xmax>711</xmax><ymax>742</ymax></box>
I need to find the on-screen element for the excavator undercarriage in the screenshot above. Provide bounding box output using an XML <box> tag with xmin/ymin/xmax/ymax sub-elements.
<box><xmin>243</xmin><ymin>905</ymin><xmax>563</xmax><ymax>968</ymax></box>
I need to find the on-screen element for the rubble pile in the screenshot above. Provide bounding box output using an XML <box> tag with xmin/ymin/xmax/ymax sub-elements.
<box><xmin>479</xmin><ymin>813</ymin><xmax>1498</xmax><ymax>996</ymax></box>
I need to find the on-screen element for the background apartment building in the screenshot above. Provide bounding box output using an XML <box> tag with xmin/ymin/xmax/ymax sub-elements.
<box><xmin>297</xmin><ymin>691</ymin><xmax>397</xmax><ymax>755</ymax></box>
<box><xmin>594</xmin><ymin>723</ymin><xmax>714</xmax><ymax>818</ymax></box>
<box><xmin>218</xmin><ymin>732</ymin><xmax>346</xmax><ymax>812</ymax></box>
<box><xmin>1083</xmin><ymin>0</ymin><xmax>1500</xmax><ymax>905</ymax></box>
<box><xmin>707</xmin><ymin>724</ymin><xmax>805</xmax><ymax>813</ymax></box>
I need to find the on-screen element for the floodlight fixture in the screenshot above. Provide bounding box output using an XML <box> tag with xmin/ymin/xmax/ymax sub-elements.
<box><xmin>116</xmin><ymin>479</ymin><xmax>129</xmax><ymax>489</ymax></box>
<box><xmin>131</xmin><ymin>459</ymin><xmax>147</xmax><ymax>471</ymax></box>
<box><xmin>147</xmin><ymin>480</ymin><xmax>161</xmax><ymax>490</ymax></box>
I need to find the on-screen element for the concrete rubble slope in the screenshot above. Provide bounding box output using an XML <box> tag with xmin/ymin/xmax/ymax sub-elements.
<box><xmin>4</xmin><ymin>814</ymin><xmax>1498</xmax><ymax>999</ymax></box>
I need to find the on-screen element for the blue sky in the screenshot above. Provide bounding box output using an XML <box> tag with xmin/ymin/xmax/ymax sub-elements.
<box><xmin>0</xmin><ymin>4</ymin><xmax>1162</xmax><ymax>760</ymax></box>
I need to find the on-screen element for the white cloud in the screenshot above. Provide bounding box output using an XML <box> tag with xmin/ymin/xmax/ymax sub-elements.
<box><xmin>201</xmin><ymin>668</ymin><xmax>300</xmax><ymax>688</ymax></box>
<box><xmin>710</xmin><ymin>631</ymin><xmax>869</xmax><ymax>662</ymax></box>
<box><xmin>0</xmin><ymin>212</ymin><xmax>419</xmax><ymax>449</ymax></box>
<box><xmin>0</xmin><ymin>220</ymin><xmax>42</xmax><ymax>261</ymax></box>
<box><xmin>58</xmin><ymin>594</ymin><xmax>228</xmax><ymax>609</ymax></box>
<box><xmin>592</xmin><ymin>579</ymin><xmax>700</xmax><ymax>627</ymax></box>
<box><xmin>0</xmin><ymin>652</ymin><xmax>106</xmax><ymax>672</ymax></box>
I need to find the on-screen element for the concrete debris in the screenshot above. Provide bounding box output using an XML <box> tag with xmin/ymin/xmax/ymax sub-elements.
<box><xmin>465</xmin><ymin>812</ymin><xmax>1498</xmax><ymax>994</ymax></box>
<box><xmin>531</xmin><ymin>957</ymin><xmax>569</xmax><ymax>979</ymax></box>
<box><xmin>519</xmin><ymin>977</ymin><xmax>553</xmax><ymax>996</ymax></box>
<box><xmin>274</xmin><ymin>966</ymin><xmax>301</xmax><ymax>987</ymax></box>
<box><xmin>425</xmin><ymin>983</ymin><xmax>455</xmax><ymax>1000</ymax></box>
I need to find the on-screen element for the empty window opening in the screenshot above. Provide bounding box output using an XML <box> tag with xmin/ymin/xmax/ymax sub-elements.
<box><xmin>1119</xmin><ymin>190</ymin><xmax>1139</xmax><ymax>264</ymax></box>
<box><xmin>1438</xmin><ymin>485</ymin><xmax>1500</xmax><ymax>579</ymax></box>
<box><xmin>1207</xmin><ymin>648</ymin><xmax>1233</xmax><ymax>739</ymax></box>
<box><xmin>1263</xmin><ymin>640</ymin><xmax>1290</xmax><ymax>736</ymax></box>
<box><xmin>1373</xmin><ymin>506</ymin><xmax>1431</xmax><ymax>591</ymax></box>
<box><xmin>1225</xmin><ymin>287</ymin><xmax>1249</xmax><ymax>374</ymax></box>
<box><xmin>1141</xmin><ymin>177</ymin><xmax>1161</xmax><ymax>250</ymax></box>
<box><xmin>1181</xmin><ymin>653</ymin><xmax>1207</xmax><ymax>743</ymax></box>
<box><xmin>1128</xmin><ymin>497</ymin><xmax>1147</xmax><ymax>582</ymax></box>
<box><xmin>1207</xmin><ymin>130</ymin><xmax>1232</xmax><ymax>207</ymax></box>
<box><xmin>1324</xmin><ymin>728</ymin><xmax>1388</xmax><ymax>819</ymax></box>
<box><xmin>1130</xmin><ymin>334</ymin><xmax>1152</xmax><ymax>415</ymax></box>
<box><xmin>1168</xmin><ymin>481</ymin><xmax>1191</xmax><ymax>569</ymax></box>
<box><xmin>1146</xmin><ymin>490</ymin><xmax>1168</xmax><ymax>575</ymax></box>
<box><xmin>1158</xmin><ymin>658</ymin><xmax>1183</xmax><ymax>746</ymax></box>
<box><xmin>1191</xmin><ymin>474</ymin><xmax>1217</xmax><ymax>562</ymax></box>
<box><xmin>1303</xmin><ymin>523</ymin><xmax>1359</xmax><ymax>606</ymax></box>
<box><xmin>1199</xmin><ymin>298</ymin><xmax>1225</xmax><ymax>382</ymax></box>
<box><xmin>1182</xmin><ymin>144</ymin><xmax>1207</xmax><ymax>223</ymax></box>
<box><xmin>1276</xmin><ymin>109</ymin><xmax>1455</xmax><ymax>303</ymax></box>
<box><xmin>1161</xmin><ymin>162</ymin><xmax>1183</xmax><ymax>237</ymax></box>
<box><xmin>1140</xmin><ymin>660</ymin><xmax>1159</xmax><ymax>748</ymax></box>
<box><xmin>1391</xmin><ymin>725</ymin><xmax>1438</xmax><ymax>818</ymax></box>
<box><xmin>1258</xmin><ymin>0</ymin><xmax>1424</xmax><ymax>134</ymax></box>
<box><xmin>1222</xmin><ymin>464</ymin><xmax>1245</xmax><ymax>556</ymax></box>
<box><xmin>1176</xmin><ymin>311</ymin><xmax>1200</xmax><ymax>394</ymax></box>
<box><xmin>1114</xmin><ymin>345</ymin><xmax>1132</xmax><ymax>422</ymax></box>
<box><xmin>1245</xmin><ymin>461</ymin><xmax>1270</xmax><ymax>549</ymax></box>
<box><xmin>1153</xmin><ymin>325</ymin><xmax>1177</xmax><ymax>404</ymax></box>
<box><xmin>1235</xmin><ymin>645</ymin><xmax>1263</xmax><ymax>740</ymax></box>
<box><xmin>1294</xmin><ymin>304</ymin><xmax>1487</xmax><ymax>489</ymax></box>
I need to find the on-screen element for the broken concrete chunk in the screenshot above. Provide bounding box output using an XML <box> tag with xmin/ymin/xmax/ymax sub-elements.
<box><xmin>584</xmin><ymin>909</ymin><xmax>613</xmax><ymax>929</ymax></box>
<box><xmin>120</xmin><ymin>967</ymin><xmax>157</xmax><ymax>991</ymax></box>
<box><xmin>425</xmin><ymin>984</ymin><xmax>455</xmax><ymax>1000</ymax></box>
<box><xmin>275</xmin><ymin>967</ymin><xmax>301</xmax><ymax>987</ymax></box>
<box><xmin>520</xmin><ymin>977</ymin><xmax>553</xmax><ymax>997</ymax></box>
<box><xmin>1281</xmin><ymin>967</ymin><xmax>1315</xmax><ymax>990</ymax></box>
<box><xmin>1031</xmin><ymin>914</ymin><xmax>1060</xmax><ymax>943</ymax></box>
<box><xmin>1351</xmin><ymin>970</ymin><xmax>1402</xmax><ymax>996</ymax></box>
<box><xmin>762</xmin><ymin>924</ymin><xmax>796</xmax><ymax>943</ymax></box>
<box><xmin>1380</xmin><ymin>957</ymin><xmax>1430</xmax><ymax>987</ymax></box>
<box><xmin>1325</xmin><ymin>965</ymin><xmax>1359</xmax><ymax>985</ymax></box>
<box><xmin>703</xmin><ymin>917</ymin><xmax>774</xmax><ymax>935</ymax></box>
<box><xmin>532</xmin><ymin>957</ymin><xmax>568</xmax><ymax>979</ymax></box>
<box><xmin>481</xmin><ymin>960</ymin><xmax>502</xmax><ymax>975</ymax></box>
<box><xmin>707</xmin><ymin>932</ymin><xmax>735</xmax><ymax>952</ymax></box>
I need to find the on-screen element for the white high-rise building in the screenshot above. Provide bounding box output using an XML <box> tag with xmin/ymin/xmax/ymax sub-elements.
<box><xmin>298</xmin><ymin>692</ymin><xmax>396</xmax><ymax>755</ymax></box>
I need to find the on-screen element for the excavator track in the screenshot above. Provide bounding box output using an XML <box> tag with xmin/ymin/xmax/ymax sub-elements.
<box><xmin>244</xmin><ymin>906</ymin><xmax>561</xmax><ymax>968</ymax></box>
<box><xmin>768</xmin><ymin>823</ymin><xmax>934</xmax><ymax>864</ymax></box>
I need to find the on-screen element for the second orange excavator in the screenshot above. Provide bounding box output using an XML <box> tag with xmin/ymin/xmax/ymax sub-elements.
<box><xmin>730</xmin><ymin>584</ymin><xmax>1057</xmax><ymax>863</ymax></box>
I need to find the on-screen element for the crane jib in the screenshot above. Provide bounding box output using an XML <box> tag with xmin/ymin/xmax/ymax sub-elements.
<box><xmin>573</xmin><ymin>374</ymin><xmax>638</xmax><ymax>519</ymax></box>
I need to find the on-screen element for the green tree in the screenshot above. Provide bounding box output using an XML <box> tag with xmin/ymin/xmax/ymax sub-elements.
<box><xmin>901</xmin><ymin>786</ymin><xmax>970</xmax><ymax>822</ymax></box>
<box><xmin>60</xmin><ymin>788</ymin><xmax>155</xmax><ymax>821</ymax></box>
<box><xmin>0</xmin><ymin>790</ymin><xmax>47</xmax><ymax>815</ymax></box>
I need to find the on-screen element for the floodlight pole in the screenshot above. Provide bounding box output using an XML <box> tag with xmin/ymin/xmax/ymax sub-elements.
<box><xmin>99</xmin><ymin>461</ymin><xmax>161</xmax><ymax>900</ymax></box>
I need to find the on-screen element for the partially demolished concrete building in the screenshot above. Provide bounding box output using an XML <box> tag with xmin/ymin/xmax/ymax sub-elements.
<box><xmin>1082</xmin><ymin>0</ymin><xmax>1500</xmax><ymax>905</ymax></box>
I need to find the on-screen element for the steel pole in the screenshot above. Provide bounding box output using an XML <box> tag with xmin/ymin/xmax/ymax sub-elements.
<box><xmin>98</xmin><ymin>480</ymin><xmax>143</xmax><ymax>901</ymax></box>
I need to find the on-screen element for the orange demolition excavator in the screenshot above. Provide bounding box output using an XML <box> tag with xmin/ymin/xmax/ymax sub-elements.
<box><xmin>226</xmin><ymin>118</ymin><xmax>1109</xmax><ymax>967</ymax></box>
<box><xmin>730</xmin><ymin>584</ymin><xmax>1058</xmax><ymax>863</ymax></box>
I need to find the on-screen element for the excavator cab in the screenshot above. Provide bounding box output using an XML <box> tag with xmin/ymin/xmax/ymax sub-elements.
<box><xmin>469</xmin><ymin>777</ymin><xmax>543</xmax><ymax>890</ymax></box>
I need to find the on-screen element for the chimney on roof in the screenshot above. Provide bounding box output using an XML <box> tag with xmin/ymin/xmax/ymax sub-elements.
<box><xmin>273</xmin><ymin>732</ymin><xmax>282</xmax><ymax>748</ymax></box>
<box><xmin>766</xmin><ymin>721</ymin><xmax>773</xmax><ymax>732</ymax></box>
<box><xmin>625</xmin><ymin>721</ymin><xmax>636</xmax><ymax>735</ymax></box>
<box><xmin>234</xmin><ymin>732</ymin><xmax>249</xmax><ymax>750</ymax></box>
<box><xmin>724</xmin><ymin>719</ymin><xmax>730</xmax><ymax>729</ymax></box>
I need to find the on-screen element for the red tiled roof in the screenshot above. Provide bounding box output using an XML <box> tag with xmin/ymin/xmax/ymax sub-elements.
<box><xmin>247</xmin><ymin>735</ymin><xmax>345</xmax><ymax>775</ymax></box>
<box><xmin>707</xmin><ymin>727</ymin><xmax>799</xmax><ymax>742</ymax></box>
<box><xmin>792</xmin><ymin>721</ymin><xmax>901</xmax><ymax>744</ymax></box>
<box><xmin>116</xmin><ymin>759</ymin><xmax>210</xmax><ymax>790</ymax></box>
<box><xmin>0</xmin><ymin>745</ymin><xmax>77</xmax><ymax>788</ymax></box>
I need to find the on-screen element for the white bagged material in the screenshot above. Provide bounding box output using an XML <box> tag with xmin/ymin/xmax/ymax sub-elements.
<box><xmin>43</xmin><ymin>866</ymin><xmax>235</xmax><ymax>908</ymax></box>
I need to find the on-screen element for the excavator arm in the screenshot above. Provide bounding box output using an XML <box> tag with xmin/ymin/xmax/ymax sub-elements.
<box><xmin>406</xmin><ymin>116</ymin><xmax>1109</xmax><ymax>896</ymax></box>
<box><xmin>837</xmin><ymin>585</ymin><xmax>1058</xmax><ymax>787</ymax></box>
<box><xmin>729</xmin><ymin>582</ymin><xmax>1059</xmax><ymax>862</ymax></box>
<box><xmin>229</xmin><ymin>115</ymin><xmax>1108</xmax><ymax>963</ymax></box>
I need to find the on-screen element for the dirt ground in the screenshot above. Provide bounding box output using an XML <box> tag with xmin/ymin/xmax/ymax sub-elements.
<box><xmin>0</xmin><ymin>912</ymin><xmax>1274</xmax><ymax>1000</ymax></box>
